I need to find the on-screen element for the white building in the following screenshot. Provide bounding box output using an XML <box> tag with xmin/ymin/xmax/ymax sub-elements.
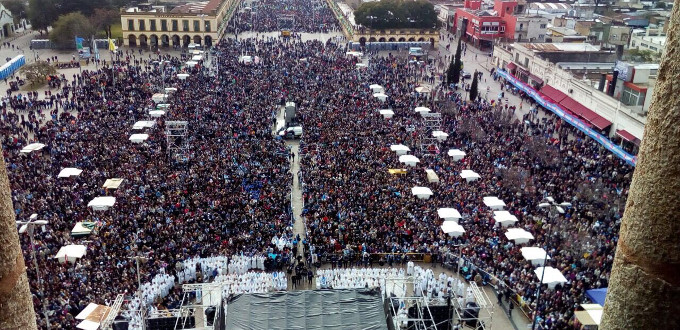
<box><xmin>0</xmin><ymin>3</ymin><xmax>16</xmax><ymax>39</ymax></box>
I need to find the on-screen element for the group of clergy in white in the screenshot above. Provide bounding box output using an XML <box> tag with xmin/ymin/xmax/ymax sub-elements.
<box><xmin>215</xmin><ymin>271</ymin><xmax>288</xmax><ymax>296</ymax></box>
<box><xmin>122</xmin><ymin>272</ymin><xmax>175</xmax><ymax>329</ymax></box>
<box><xmin>176</xmin><ymin>255</ymin><xmax>268</xmax><ymax>284</ymax></box>
<box><xmin>316</xmin><ymin>267</ymin><xmax>409</xmax><ymax>290</ymax></box>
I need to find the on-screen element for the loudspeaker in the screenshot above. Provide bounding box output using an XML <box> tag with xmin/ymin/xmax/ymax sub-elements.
<box><xmin>205</xmin><ymin>306</ymin><xmax>216</xmax><ymax>326</ymax></box>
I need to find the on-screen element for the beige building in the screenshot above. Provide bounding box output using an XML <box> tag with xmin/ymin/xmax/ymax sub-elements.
<box><xmin>121</xmin><ymin>0</ymin><xmax>241</xmax><ymax>48</ymax></box>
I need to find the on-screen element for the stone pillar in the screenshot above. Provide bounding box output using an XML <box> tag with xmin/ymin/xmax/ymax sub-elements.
<box><xmin>0</xmin><ymin>144</ymin><xmax>38</xmax><ymax>329</ymax></box>
<box><xmin>600</xmin><ymin>2</ymin><xmax>680</xmax><ymax>329</ymax></box>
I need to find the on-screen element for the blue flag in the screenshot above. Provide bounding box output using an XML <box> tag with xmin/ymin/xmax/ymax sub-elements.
<box><xmin>75</xmin><ymin>36</ymin><xmax>84</xmax><ymax>50</ymax></box>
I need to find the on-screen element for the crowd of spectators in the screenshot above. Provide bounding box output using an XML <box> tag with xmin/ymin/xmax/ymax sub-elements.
<box><xmin>229</xmin><ymin>0</ymin><xmax>340</xmax><ymax>33</ymax></box>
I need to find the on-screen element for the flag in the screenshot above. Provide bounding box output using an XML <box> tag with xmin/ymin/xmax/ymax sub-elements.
<box><xmin>75</xmin><ymin>36</ymin><xmax>84</xmax><ymax>50</ymax></box>
<box><xmin>108</xmin><ymin>38</ymin><xmax>116</xmax><ymax>51</ymax></box>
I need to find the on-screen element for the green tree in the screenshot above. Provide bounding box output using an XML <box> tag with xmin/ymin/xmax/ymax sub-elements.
<box><xmin>452</xmin><ymin>38</ymin><xmax>462</xmax><ymax>85</ymax></box>
<box><xmin>446</xmin><ymin>56</ymin><xmax>455</xmax><ymax>86</ymax></box>
<box><xmin>49</xmin><ymin>12</ymin><xmax>94</xmax><ymax>49</ymax></box>
<box><xmin>90</xmin><ymin>7</ymin><xmax>119</xmax><ymax>38</ymax></box>
<box><xmin>19</xmin><ymin>61</ymin><xmax>56</xmax><ymax>87</ymax></box>
<box><xmin>28</xmin><ymin>0</ymin><xmax>58</xmax><ymax>33</ymax></box>
<box><xmin>1</xmin><ymin>0</ymin><xmax>27</xmax><ymax>25</ymax></box>
<box><xmin>469</xmin><ymin>70</ymin><xmax>478</xmax><ymax>101</ymax></box>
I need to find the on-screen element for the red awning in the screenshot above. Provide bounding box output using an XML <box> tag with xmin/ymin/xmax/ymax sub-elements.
<box><xmin>541</xmin><ymin>85</ymin><xmax>568</xmax><ymax>103</ymax></box>
<box><xmin>506</xmin><ymin>62</ymin><xmax>517</xmax><ymax>70</ymax></box>
<box><xmin>590</xmin><ymin>116</ymin><xmax>612</xmax><ymax>130</ymax></box>
<box><xmin>529</xmin><ymin>74</ymin><xmax>544</xmax><ymax>85</ymax></box>
<box><xmin>616</xmin><ymin>129</ymin><xmax>640</xmax><ymax>144</ymax></box>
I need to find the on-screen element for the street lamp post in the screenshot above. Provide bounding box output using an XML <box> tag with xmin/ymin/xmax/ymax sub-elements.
<box><xmin>198</xmin><ymin>14</ymin><xmax>208</xmax><ymax>48</ymax></box>
<box><xmin>16</xmin><ymin>213</ymin><xmax>50</xmax><ymax>330</ymax></box>
<box><xmin>127</xmin><ymin>255</ymin><xmax>148</xmax><ymax>330</ymax></box>
<box><xmin>531</xmin><ymin>197</ymin><xmax>571</xmax><ymax>330</ymax></box>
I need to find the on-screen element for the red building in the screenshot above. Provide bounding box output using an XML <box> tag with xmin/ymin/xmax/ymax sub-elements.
<box><xmin>453</xmin><ymin>0</ymin><xmax>520</xmax><ymax>49</ymax></box>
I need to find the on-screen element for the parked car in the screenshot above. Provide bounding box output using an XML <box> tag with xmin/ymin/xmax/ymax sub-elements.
<box><xmin>278</xmin><ymin>126</ymin><xmax>303</xmax><ymax>139</ymax></box>
<box><xmin>461</xmin><ymin>71</ymin><xmax>472</xmax><ymax>79</ymax></box>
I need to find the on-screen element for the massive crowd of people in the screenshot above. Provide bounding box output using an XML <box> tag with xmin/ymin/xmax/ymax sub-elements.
<box><xmin>230</xmin><ymin>0</ymin><xmax>340</xmax><ymax>33</ymax></box>
<box><xmin>0</xmin><ymin>1</ymin><xmax>634</xmax><ymax>329</ymax></box>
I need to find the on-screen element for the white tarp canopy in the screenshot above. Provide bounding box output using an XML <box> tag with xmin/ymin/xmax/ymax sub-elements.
<box><xmin>20</xmin><ymin>143</ymin><xmax>46</xmax><ymax>153</ymax></box>
<box><xmin>437</xmin><ymin>208</ymin><xmax>461</xmax><ymax>222</ymax></box>
<box><xmin>88</xmin><ymin>196</ymin><xmax>116</xmax><ymax>211</ymax></box>
<box><xmin>191</xmin><ymin>55</ymin><xmax>203</xmax><ymax>61</ymax></box>
<box><xmin>411</xmin><ymin>186</ymin><xmax>433</xmax><ymax>199</ymax></box>
<box><xmin>379</xmin><ymin>109</ymin><xmax>394</xmax><ymax>119</ymax></box>
<box><xmin>164</xmin><ymin>87</ymin><xmax>178</xmax><ymax>93</ymax></box>
<box><xmin>534</xmin><ymin>266</ymin><xmax>568</xmax><ymax>289</ymax></box>
<box><xmin>441</xmin><ymin>221</ymin><xmax>465</xmax><ymax>237</ymax></box>
<box><xmin>102</xmin><ymin>178</ymin><xmax>124</xmax><ymax>189</ymax></box>
<box><xmin>415</xmin><ymin>86</ymin><xmax>431</xmax><ymax>94</ymax></box>
<box><xmin>177</xmin><ymin>73</ymin><xmax>190</xmax><ymax>80</ymax></box>
<box><xmin>575</xmin><ymin>304</ymin><xmax>603</xmax><ymax>326</ymax></box>
<box><xmin>346</xmin><ymin>51</ymin><xmax>363</xmax><ymax>57</ymax></box>
<box><xmin>129</xmin><ymin>134</ymin><xmax>149</xmax><ymax>143</ymax></box>
<box><xmin>373</xmin><ymin>93</ymin><xmax>387</xmax><ymax>102</ymax></box>
<box><xmin>460</xmin><ymin>170</ymin><xmax>480</xmax><ymax>182</ymax></box>
<box><xmin>132</xmin><ymin>120</ymin><xmax>155</xmax><ymax>130</ymax></box>
<box><xmin>149</xmin><ymin>110</ymin><xmax>166</xmax><ymax>117</ymax></box>
<box><xmin>521</xmin><ymin>247</ymin><xmax>551</xmax><ymax>266</ymax></box>
<box><xmin>54</xmin><ymin>244</ymin><xmax>87</xmax><ymax>264</ymax></box>
<box><xmin>505</xmin><ymin>228</ymin><xmax>535</xmax><ymax>244</ymax></box>
<box><xmin>448</xmin><ymin>149</ymin><xmax>466</xmax><ymax>161</ymax></box>
<box><xmin>483</xmin><ymin>196</ymin><xmax>506</xmax><ymax>210</ymax></box>
<box><xmin>425</xmin><ymin>169</ymin><xmax>439</xmax><ymax>183</ymax></box>
<box><xmin>76</xmin><ymin>303</ymin><xmax>112</xmax><ymax>330</ymax></box>
<box><xmin>191</xmin><ymin>50</ymin><xmax>204</xmax><ymax>55</ymax></box>
<box><xmin>399</xmin><ymin>155</ymin><xmax>420</xmax><ymax>167</ymax></box>
<box><xmin>432</xmin><ymin>130</ymin><xmax>448</xmax><ymax>141</ymax></box>
<box><xmin>356</xmin><ymin>63</ymin><xmax>367</xmax><ymax>69</ymax></box>
<box><xmin>414</xmin><ymin>106</ymin><xmax>431</xmax><ymax>113</ymax></box>
<box><xmin>71</xmin><ymin>222</ymin><xmax>94</xmax><ymax>237</ymax></box>
<box><xmin>390</xmin><ymin>144</ymin><xmax>410</xmax><ymax>155</ymax></box>
<box><xmin>493</xmin><ymin>210</ymin><xmax>519</xmax><ymax>227</ymax></box>
<box><xmin>369</xmin><ymin>84</ymin><xmax>384</xmax><ymax>93</ymax></box>
<box><xmin>58</xmin><ymin>168</ymin><xmax>82</xmax><ymax>178</ymax></box>
<box><xmin>152</xmin><ymin>93</ymin><xmax>168</xmax><ymax>103</ymax></box>
<box><xmin>156</xmin><ymin>103</ymin><xmax>170</xmax><ymax>109</ymax></box>
<box><xmin>185</xmin><ymin>60</ymin><xmax>199</xmax><ymax>67</ymax></box>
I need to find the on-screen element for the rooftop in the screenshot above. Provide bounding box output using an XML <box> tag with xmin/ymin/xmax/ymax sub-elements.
<box><xmin>170</xmin><ymin>0</ymin><xmax>222</xmax><ymax>14</ymax></box>
<box><xmin>518</xmin><ymin>43</ymin><xmax>601</xmax><ymax>52</ymax></box>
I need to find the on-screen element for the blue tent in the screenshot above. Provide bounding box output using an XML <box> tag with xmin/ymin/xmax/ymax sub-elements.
<box><xmin>586</xmin><ymin>288</ymin><xmax>608</xmax><ymax>306</ymax></box>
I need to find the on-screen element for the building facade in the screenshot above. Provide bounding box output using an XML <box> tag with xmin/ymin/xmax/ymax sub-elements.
<box><xmin>0</xmin><ymin>3</ymin><xmax>15</xmax><ymax>39</ymax></box>
<box><xmin>121</xmin><ymin>0</ymin><xmax>241</xmax><ymax>48</ymax></box>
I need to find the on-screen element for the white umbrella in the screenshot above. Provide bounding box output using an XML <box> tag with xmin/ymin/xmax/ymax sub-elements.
<box><xmin>414</xmin><ymin>106</ymin><xmax>431</xmax><ymax>113</ymax></box>
<box><xmin>390</xmin><ymin>144</ymin><xmax>410</xmax><ymax>155</ymax></box>
<box><xmin>483</xmin><ymin>196</ymin><xmax>506</xmax><ymax>210</ymax></box>
<box><xmin>437</xmin><ymin>208</ymin><xmax>461</xmax><ymax>222</ymax></box>
<box><xmin>54</xmin><ymin>245</ymin><xmax>87</xmax><ymax>264</ymax></box>
<box><xmin>432</xmin><ymin>130</ymin><xmax>449</xmax><ymax>141</ymax></box>
<box><xmin>534</xmin><ymin>266</ymin><xmax>568</xmax><ymax>289</ymax></box>
<box><xmin>132</xmin><ymin>120</ymin><xmax>155</xmax><ymax>130</ymax></box>
<box><xmin>58</xmin><ymin>168</ymin><xmax>82</xmax><ymax>178</ymax></box>
<box><xmin>441</xmin><ymin>221</ymin><xmax>465</xmax><ymax>237</ymax></box>
<box><xmin>149</xmin><ymin>110</ymin><xmax>166</xmax><ymax>118</ymax></box>
<box><xmin>379</xmin><ymin>109</ymin><xmax>394</xmax><ymax>119</ymax></box>
<box><xmin>129</xmin><ymin>134</ymin><xmax>149</xmax><ymax>143</ymax></box>
<box><xmin>102</xmin><ymin>178</ymin><xmax>124</xmax><ymax>189</ymax></box>
<box><xmin>177</xmin><ymin>73</ymin><xmax>190</xmax><ymax>80</ymax></box>
<box><xmin>88</xmin><ymin>196</ymin><xmax>116</xmax><ymax>211</ymax></box>
<box><xmin>411</xmin><ymin>186</ymin><xmax>433</xmax><ymax>200</ymax></box>
<box><xmin>493</xmin><ymin>210</ymin><xmax>519</xmax><ymax>227</ymax></box>
<box><xmin>399</xmin><ymin>155</ymin><xmax>420</xmax><ymax>167</ymax></box>
<box><xmin>369</xmin><ymin>84</ymin><xmax>384</xmax><ymax>93</ymax></box>
<box><xmin>20</xmin><ymin>143</ymin><xmax>46</xmax><ymax>153</ymax></box>
<box><xmin>373</xmin><ymin>93</ymin><xmax>387</xmax><ymax>102</ymax></box>
<box><xmin>460</xmin><ymin>170</ymin><xmax>481</xmax><ymax>182</ymax></box>
<box><xmin>521</xmin><ymin>247</ymin><xmax>551</xmax><ymax>266</ymax></box>
<box><xmin>447</xmin><ymin>149</ymin><xmax>466</xmax><ymax>161</ymax></box>
<box><xmin>505</xmin><ymin>228</ymin><xmax>535</xmax><ymax>245</ymax></box>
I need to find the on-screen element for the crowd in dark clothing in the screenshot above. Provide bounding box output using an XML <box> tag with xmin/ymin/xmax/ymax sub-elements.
<box><xmin>229</xmin><ymin>0</ymin><xmax>340</xmax><ymax>33</ymax></box>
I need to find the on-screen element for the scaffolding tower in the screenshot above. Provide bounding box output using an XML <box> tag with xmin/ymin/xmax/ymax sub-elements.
<box><xmin>452</xmin><ymin>281</ymin><xmax>494</xmax><ymax>330</ymax></box>
<box><xmin>420</xmin><ymin>112</ymin><xmax>442</xmax><ymax>155</ymax></box>
<box><xmin>175</xmin><ymin>283</ymin><xmax>224</xmax><ymax>330</ymax></box>
<box><xmin>99</xmin><ymin>294</ymin><xmax>125</xmax><ymax>330</ymax></box>
<box><xmin>165</xmin><ymin>121</ymin><xmax>188</xmax><ymax>161</ymax></box>
<box><xmin>383</xmin><ymin>276</ymin><xmax>442</xmax><ymax>330</ymax></box>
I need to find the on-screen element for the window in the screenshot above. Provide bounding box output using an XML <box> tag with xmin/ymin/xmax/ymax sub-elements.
<box><xmin>172</xmin><ymin>20</ymin><xmax>178</xmax><ymax>32</ymax></box>
<box><xmin>538</xmin><ymin>34</ymin><xmax>545</xmax><ymax>40</ymax></box>
<box><xmin>150</xmin><ymin>20</ymin><xmax>156</xmax><ymax>31</ymax></box>
<box><xmin>128</xmin><ymin>19</ymin><xmax>134</xmax><ymax>31</ymax></box>
<box><xmin>524</xmin><ymin>58</ymin><xmax>529</xmax><ymax>67</ymax></box>
<box><xmin>204</xmin><ymin>20</ymin><xmax>211</xmax><ymax>32</ymax></box>
<box><xmin>515</xmin><ymin>53</ymin><xmax>520</xmax><ymax>62</ymax></box>
<box><xmin>182</xmin><ymin>20</ymin><xmax>189</xmax><ymax>32</ymax></box>
<box><xmin>621</xmin><ymin>87</ymin><xmax>645</xmax><ymax>106</ymax></box>
<box><xmin>194</xmin><ymin>20</ymin><xmax>200</xmax><ymax>32</ymax></box>
<box><xmin>540</xmin><ymin>24</ymin><xmax>547</xmax><ymax>29</ymax></box>
<box><xmin>500</xmin><ymin>26</ymin><xmax>505</xmax><ymax>32</ymax></box>
<box><xmin>161</xmin><ymin>19</ymin><xmax>168</xmax><ymax>31</ymax></box>
<box><xmin>138</xmin><ymin>20</ymin><xmax>146</xmax><ymax>31</ymax></box>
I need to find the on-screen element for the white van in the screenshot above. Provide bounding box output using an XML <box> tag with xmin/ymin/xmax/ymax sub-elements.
<box><xmin>278</xmin><ymin>126</ymin><xmax>303</xmax><ymax>139</ymax></box>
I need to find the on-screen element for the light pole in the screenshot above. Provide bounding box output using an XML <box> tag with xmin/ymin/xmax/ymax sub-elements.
<box><xmin>127</xmin><ymin>255</ymin><xmax>148</xmax><ymax>330</ymax></box>
<box><xmin>16</xmin><ymin>213</ymin><xmax>51</xmax><ymax>330</ymax></box>
<box><xmin>198</xmin><ymin>14</ymin><xmax>207</xmax><ymax>48</ymax></box>
<box><xmin>531</xmin><ymin>197</ymin><xmax>571</xmax><ymax>330</ymax></box>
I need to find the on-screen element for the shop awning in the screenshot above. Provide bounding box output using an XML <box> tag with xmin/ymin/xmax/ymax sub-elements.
<box><xmin>528</xmin><ymin>74</ymin><xmax>543</xmax><ymax>85</ymax></box>
<box><xmin>541</xmin><ymin>85</ymin><xmax>568</xmax><ymax>103</ymax></box>
<box><xmin>590</xmin><ymin>116</ymin><xmax>612</xmax><ymax>130</ymax></box>
<box><xmin>616</xmin><ymin>129</ymin><xmax>640</xmax><ymax>144</ymax></box>
<box><xmin>506</xmin><ymin>62</ymin><xmax>517</xmax><ymax>71</ymax></box>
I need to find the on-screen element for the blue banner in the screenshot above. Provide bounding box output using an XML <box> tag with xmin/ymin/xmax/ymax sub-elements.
<box><xmin>496</xmin><ymin>69</ymin><xmax>637</xmax><ymax>167</ymax></box>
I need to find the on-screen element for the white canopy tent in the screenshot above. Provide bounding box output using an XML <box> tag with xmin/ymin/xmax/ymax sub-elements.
<box><xmin>520</xmin><ymin>247</ymin><xmax>551</xmax><ymax>266</ymax></box>
<box><xmin>437</xmin><ymin>208</ymin><xmax>462</xmax><ymax>222</ymax></box>
<box><xmin>345</xmin><ymin>51</ymin><xmax>363</xmax><ymax>57</ymax></box>
<box><xmin>432</xmin><ymin>130</ymin><xmax>449</xmax><ymax>141</ymax></box>
<box><xmin>102</xmin><ymin>178</ymin><xmax>124</xmax><ymax>189</ymax></box>
<box><xmin>356</xmin><ymin>63</ymin><xmax>367</xmax><ymax>69</ymax></box>
<box><xmin>369</xmin><ymin>84</ymin><xmax>384</xmax><ymax>93</ymax></box>
<box><xmin>493</xmin><ymin>210</ymin><xmax>519</xmax><ymax>227</ymax></box>
<box><xmin>88</xmin><ymin>196</ymin><xmax>116</xmax><ymax>211</ymax></box>
<box><xmin>411</xmin><ymin>187</ymin><xmax>433</xmax><ymax>200</ymax></box>
<box><xmin>132</xmin><ymin>120</ymin><xmax>156</xmax><ymax>130</ymax></box>
<box><xmin>76</xmin><ymin>303</ymin><xmax>112</xmax><ymax>330</ymax></box>
<box><xmin>460</xmin><ymin>170</ymin><xmax>481</xmax><ymax>182</ymax></box>
<box><xmin>390</xmin><ymin>144</ymin><xmax>410</xmax><ymax>155</ymax></box>
<box><xmin>185</xmin><ymin>60</ymin><xmax>199</xmax><ymax>67</ymax></box>
<box><xmin>414</xmin><ymin>106</ymin><xmax>431</xmax><ymax>114</ymax></box>
<box><xmin>191</xmin><ymin>55</ymin><xmax>203</xmax><ymax>61</ymax></box>
<box><xmin>425</xmin><ymin>169</ymin><xmax>439</xmax><ymax>183</ymax></box>
<box><xmin>58</xmin><ymin>168</ymin><xmax>82</xmax><ymax>178</ymax></box>
<box><xmin>149</xmin><ymin>110</ymin><xmax>166</xmax><ymax>118</ymax></box>
<box><xmin>575</xmin><ymin>304</ymin><xmax>603</xmax><ymax>327</ymax></box>
<box><xmin>54</xmin><ymin>244</ymin><xmax>87</xmax><ymax>264</ymax></box>
<box><xmin>164</xmin><ymin>87</ymin><xmax>178</xmax><ymax>93</ymax></box>
<box><xmin>505</xmin><ymin>228</ymin><xmax>535</xmax><ymax>245</ymax></box>
<box><xmin>483</xmin><ymin>196</ymin><xmax>506</xmax><ymax>210</ymax></box>
<box><xmin>447</xmin><ymin>149</ymin><xmax>466</xmax><ymax>161</ymax></box>
<box><xmin>191</xmin><ymin>50</ymin><xmax>204</xmax><ymax>55</ymax></box>
<box><xmin>151</xmin><ymin>93</ymin><xmax>168</xmax><ymax>103</ymax></box>
<box><xmin>177</xmin><ymin>73</ymin><xmax>190</xmax><ymax>80</ymax></box>
<box><xmin>379</xmin><ymin>109</ymin><xmax>394</xmax><ymax>119</ymax></box>
<box><xmin>129</xmin><ymin>134</ymin><xmax>149</xmax><ymax>143</ymax></box>
<box><xmin>20</xmin><ymin>143</ymin><xmax>46</xmax><ymax>153</ymax></box>
<box><xmin>534</xmin><ymin>266</ymin><xmax>568</xmax><ymax>289</ymax></box>
<box><xmin>415</xmin><ymin>86</ymin><xmax>431</xmax><ymax>94</ymax></box>
<box><xmin>71</xmin><ymin>222</ymin><xmax>94</xmax><ymax>237</ymax></box>
<box><xmin>156</xmin><ymin>103</ymin><xmax>170</xmax><ymax>110</ymax></box>
<box><xmin>399</xmin><ymin>155</ymin><xmax>420</xmax><ymax>167</ymax></box>
<box><xmin>373</xmin><ymin>93</ymin><xmax>388</xmax><ymax>102</ymax></box>
<box><xmin>441</xmin><ymin>221</ymin><xmax>465</xmax><ymax>237</ymax></box>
